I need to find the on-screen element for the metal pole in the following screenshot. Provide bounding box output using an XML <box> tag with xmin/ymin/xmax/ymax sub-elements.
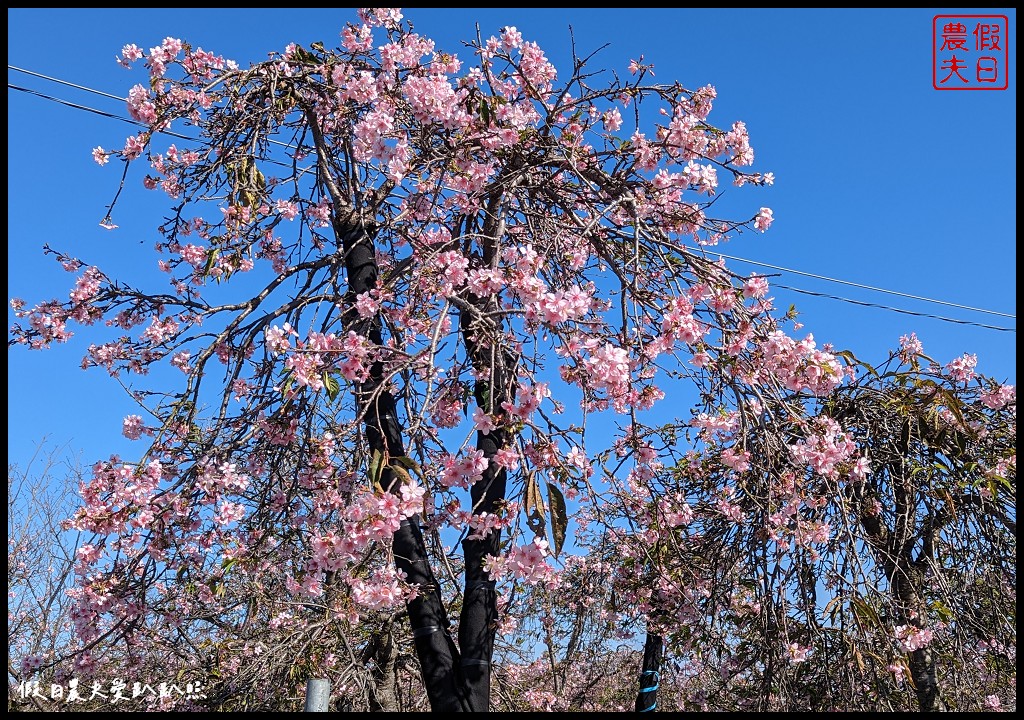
<box><xmin>304</xmin><ymin>678</ymin><xmax>331</xmax><ymax>712</ymax></box>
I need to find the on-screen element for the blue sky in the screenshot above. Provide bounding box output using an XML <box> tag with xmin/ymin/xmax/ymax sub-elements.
<box><xmin>7</xmin><ymin>8</ymin><xmax>1017</xmax><ymax>471</ymax></box>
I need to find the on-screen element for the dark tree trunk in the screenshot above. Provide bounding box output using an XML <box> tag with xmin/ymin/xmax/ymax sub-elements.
<box><xmin>456</xmin><ymin>295</ymin><xmax>517</xmax><ymax>711</ymax></box>
<box><xmin>455</xmin><ymin>196</ymin><xmax>519</xmax><ymax>711</ymax></box>
<box><xmin>457</xmin><ymin>429</ymin><xmax>506</xmax><ymax>711</ymax></box>
<box><xmin>854</xmin><ymin>455</ymin><xmax>947</xmax><ymax>713</ymax></box>
<box><xmin>335</xmin><ymin>213</ymin><xmax>468</xmax><ymax>712</ymax></box>
<box><xmin>635</xmin><ymin>632</ymin><xmax>663</xmax><ymax>712</ymax></box>
<box><xmin>907</xmin><ymin>642</ymin><xmax>946</xmax><ymax>711</ymax></box>
<box><xmin>366</xmin><ymin>622</ymin><xmax>400</xmax><ymax>712</ymax></box>
<box><xmin>893</xmin><ymin>571</ymin><xmax>948</xmax><ymax>712</ymax></box>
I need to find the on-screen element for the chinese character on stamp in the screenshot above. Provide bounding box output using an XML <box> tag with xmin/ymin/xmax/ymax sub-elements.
<box><xmin>934</xmin><ymin>15</ymin><xmax>1009</xmax><ymax>90</ymax></box>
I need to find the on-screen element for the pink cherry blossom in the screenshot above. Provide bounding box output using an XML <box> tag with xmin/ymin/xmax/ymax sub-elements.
<box><xmin>742</xmin><ymin>275</ymin><xmax>769</xmax><ymax>298</ymax></box>
<box><xmin>786</xmin><ymin>642</ymin><xmax>813</xmax><ymax>664</ymax></box>
<box><xmin>122</xmin><ymin>414</ymin><xmax>147</xmax><ymax>440</ymax></box>
<box><xmin>170</xmin><ymin>349</ymin><xmax>192</xmax><ymax>373</ymax></box>
<box><xmin>500</xmin><ymin>26</ymin><xmax>523</xmax><ymax>50</ymax></box>
<box><xmin>214</xmin><ymin>501</ymin><xmax>246</xmax><ymax>526</ymax></box>
<box><xmin>980</xmin><ymin>383</ymin><xmax>1015</xmax><ymax>409</ymax></box>
<box><xmin>754</xmin><ymin>207</ymin><xmax>774</xmax><ymax>232</ymax></box>
<box><xmin>789</xmin><ymin>417</ymin><xmax>857</xmax><ymax>480</ymax></box>
<box><xmin>895</xmin><ymin>624</ymin><xmax>935</xmax><ymax>652</ymax></box>
<box><xmin>440</xmin><ymin>450</ymin><xmax>490</xmax><ymax>489</ymax></box>
<box><xmin>472</xmin><ymin>407</ymin><xmax>496</xmax><ymax>435</ymax></box>
<box><xmin>123</xmin><ymin>134</ymin><xmax>147</xmax><ymax>160</ymax></box>
<box><xmin>898</xmin><ymin>332</ymin><xmax>923</xmax><ymax>362</ymax></box>
<box><xmin>126</xmin><ymin>84</ymin><xmax>157</xmax><ymax>125</ymax></box>
<box><xmin>11</xmin><ymin>14</ymin><xmax>1012</xmax><ymax>712</ymax></box>
<box><xmin>945</xmin><ymin>352</ymin><xmax>978</xmax><ymax>383</ymax></box>
<box><xmin>117</xmin><ymin>43</ymin><xmax>144</xmax><ymax>67</ymax></box>
<box><xmin>603</xmin><ymin>107</ymin><xmax>622</xmax><ymax>132</ymax></box>
<box><xmin>275</xmin><ymin>199</ymin><xmax>299</xmax><ymax>220</ymax></box>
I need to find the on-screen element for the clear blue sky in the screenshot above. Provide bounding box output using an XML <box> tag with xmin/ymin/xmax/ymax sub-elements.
<box><xmin>7</xmin><ymin>8</ymin><xmax>1017</xmax><ymax>471</ymax></box>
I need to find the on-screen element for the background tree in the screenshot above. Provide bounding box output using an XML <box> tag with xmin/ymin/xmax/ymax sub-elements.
<box><xmin>607</xmin><ymin>339</ymin><xmax>1015</xmax><ymax>711</ymax></box>
<box><xmin>8</xmin><ymin>7</ymin><xmax>1014</xmax><ymax>712</ymax></box>
<box><xmin>8</xmin><ymin>445</ymin><xmax>82</xmax><ymax>711</ymax></box>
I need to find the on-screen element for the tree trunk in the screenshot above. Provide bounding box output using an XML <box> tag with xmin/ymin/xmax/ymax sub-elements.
<box><xmin>855</xmin><ymin>456</ymin><xmax>946</xmax><ymax>713</ymax></box>
<box><xmin>456</xmin><ymin>295</ymin><xmax>517</xmax><ymax>711</ymax></box>
<box><xmin>893</xmin><ymin>571</ymin><xmax>947</xmax><ymax>712</ymax></box>
<box><xmin>334</xmin><ymin>213</ymin><xmax>468</xmax><ymax>712</ymax></box>
<box><xmin>635</xmin><ymin>632</ymin><xmax>663</xmax><ymax>712</ymax></box>
<box><xmin>366</xmin><ymin>623</ymin><xmax>400</xmax><ymax>712</ymax></box>
<box><xmin>452</xmin><ymin>190</ymin><xmax>519</xmax><ymax>712</ymax></box>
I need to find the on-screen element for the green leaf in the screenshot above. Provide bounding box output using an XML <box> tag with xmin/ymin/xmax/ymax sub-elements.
<box><xmin>898</xmin><ymin>419</ymin><xmax>912</xmax><ymax>453</ymax></box>
<box><xmin>291</xmin><ymin>45</ymin><xmax>318</xmax><ymax>64</ymax></box>
<box><xmin>546</xmin><ymin>481</ymin><xmax>568</xmax><ymax>557</ymax></box>
<box><xmin>390</xmin><ymin>465</ymin><xmax>412</xmax><ymax>485</ymax></box>
<box><xmin>988</xmin><ymin>477</ymin><xmax>1000</xmax><ymax>499</ymax></box>
<box><xmin>850</xmin><ymin>597</ymin><xmax>884</xmax><ymax>632</ymax></box>
<box><xmin>852</xmin><ymin>644</ymin><xmax>866</xmax><ymax>673</ymax></box>
<box><xmin>931</xmin><ymin>599</ymin><xmax>955</xmax><ymax>623</ymax></box>
<box><xmin>823</xmin><ymin>595</ymin><xmax>844</xmax><ymax>620</ymax></box>
<box><xmin>835</xmin><ymin>349</ymin><xmax>857</xmax><ymax>365</ymax></box>
<box><xmin>203</xmin><ymin>248</ymin><xmax>219</xmax><ymax>277</ymax></box>
<box><xmin>951</xmin><ymin>431</ymin><xmax>968</xmax><ymax>455</ymax></box>
<box><xmin>323</xmin><ymin>371</ymin><xmax>340</xmax><ymax>401</ymax></box>
<box><xmin>392</xmin><ymin>455</ymin><xmax>423</xmax><ymax>477</ymax></box>
<box><xmin>938</xmin><ymin>389</ymin><xmax>967</xmax><ymax>428</ymax></box>
<box><xmin>368</xmin><ymin>448</ymin><xmax>384</xmax><ymax>486</ymax></box>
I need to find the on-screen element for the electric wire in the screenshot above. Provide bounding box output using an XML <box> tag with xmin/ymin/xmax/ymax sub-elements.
<box><xmin>8</xmin><ymin>66</ymin><xmax>1017</xmax><ymax>334</ymax></box>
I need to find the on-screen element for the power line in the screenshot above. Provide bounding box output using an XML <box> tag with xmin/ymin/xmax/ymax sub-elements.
<box><xmin>8</xmin><ymin>83</ymin><xmax>196</xmax><ymax>140</ymax></box>
<box><xmin>773</xmin><ymin>284</ymin><xmax>1014</xmax><ymax>333</ymax></box>
<box><xmin>8</xmin><ymin>65</ymin><xmax>1016</xmax><ymax>320</ymax></box>
<box><xmin>716</xmin><ymin>252</ymin><xmax>1014</xmax><ymax>320</ymax></box>
<box><xmin>8</xmin><ymin>83</ymin><xmax>296</xmax><ymax>170</ymax></box>
<box><xmin>8</xmin><ymin>70</ymin><xmax>1016</xmax><ymax>334</ymax></box>
<box><xmin>8</xmin><ymin>64</ymin><xmax>296</xmax><ymax>151</ymax></box>
<box><xmin>9</xmin><ymin>64</ymin><xmax>127</xmax><ymax>102</ymax></box>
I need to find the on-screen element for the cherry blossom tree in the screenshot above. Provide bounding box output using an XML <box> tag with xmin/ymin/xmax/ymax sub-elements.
<box><xmin>8</xmin><ymin>8</ymin><xmax>1014</xmax><ymax>712</ymax></box>
<box><xmin>603</xmin><ymin>340</ymin><xmax>1015</xmax><ymax>712</ymax></box>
